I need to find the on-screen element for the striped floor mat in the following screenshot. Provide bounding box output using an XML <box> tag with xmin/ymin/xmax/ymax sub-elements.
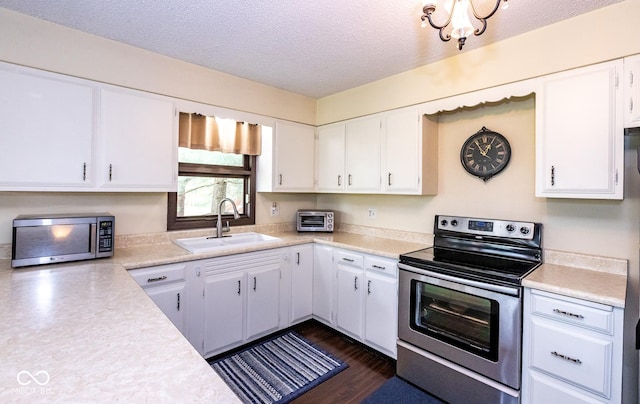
<box><xmin>210</xmin><ymin>331</ymin><xmax>348</xmax><ymax>404</ymax></box>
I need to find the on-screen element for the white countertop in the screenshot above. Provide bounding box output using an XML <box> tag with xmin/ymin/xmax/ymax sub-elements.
<box><xmin>0</xmin><ymin>227</ymin><xmax>628</xmax><ymax>402</ymax></box>
<box><xmin>523</xmin><ymin>250</ymin><xmax>628</xmax><ymax>308</ymax></box>
<box><xmin>0</xmin><ymin>261</ymin><xmax>240</xmax><ymax>403</ymax></box>
<box><xmin>0</xmin><ymin>229</ymin><xmax>429</xmax><ymax>403</ymax></box>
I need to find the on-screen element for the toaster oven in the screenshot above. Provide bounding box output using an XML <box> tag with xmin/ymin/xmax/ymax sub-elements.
<box><xmin>296</xmin><ymin>210</ymin><xmax>334</xmax><ymax>232</ymax></box>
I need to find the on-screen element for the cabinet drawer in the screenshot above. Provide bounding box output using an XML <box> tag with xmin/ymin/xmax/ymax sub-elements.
<box><xmin>335</xmin><ymin>250</ymin><xmax>363</xmax><ymax>268</ymax></box>
<box><xmin>530</xmin><ymin>290</ymin><xmax>614</xmax><ymax>334</ymax></box>
<box><xmin>364</xmin><ymin>255</ymin><xmax>397</xmax><ymax>277</ymax></box>
<box><xmin>529</xmin><ymin>317</ymin><xmax>612</xmax><ymax>398</ymax></box>
<box><xmin>526</xmin><ymin>369</ymin><xmax>607</xmax><ymax>404</ymax></box>
<box><xmin>130</xmin><ymin>263</ymin><xmax>186</xmax><ymax>287</ymax></box>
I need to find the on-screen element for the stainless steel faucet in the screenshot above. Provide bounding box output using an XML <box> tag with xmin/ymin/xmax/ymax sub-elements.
<box><xmin>215</xmin><ymin>198</ymin><xmax>240</xmax><ymax>238</ymax></box>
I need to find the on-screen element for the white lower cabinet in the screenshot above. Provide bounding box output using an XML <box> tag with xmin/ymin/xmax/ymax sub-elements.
<box><xmin>335</xmin><ymin>250</ymin><xmax>365</xmax><ymax>338</ymax></box>
<box><xmin>313</xmin><ymin>244</ymin><xmax>335</xmax><ymax>325</ymax></box>
<box><xmin>334</xmin><ymin>248</ymin><xmax>399</xmax><ymax>358</ymax></box>
<box><xmin>129</xmin><ymin>263</ymin><xmax>189</xmax><ymax>337</ymax></box>
<box><xmin>522</xmin><ymin>288</ymin><xmax>623</xmax><ymax>404</ymax></box>
<box><xmin>132</xmin><ymin>242</ymin><xmax>399</xmax><ymax>360</ymax></box>
<box><xmin>203</xmin><ymin>271</ymin><xmax>245</xmax><ymax>354</ymax></box>
<box><xmin>290</xmin><ymin>244</ymin><xmax>314</xmax><ymax>324</ymax></box>
<box><xmin>363</xmin><ymin>258</ymin><xmax>398</xmax><ymax>358</ymax></box>
<box><xmin>198</xmin><ymin>249</ymin><xmax>283</xmax><ymax>358</ymax></box>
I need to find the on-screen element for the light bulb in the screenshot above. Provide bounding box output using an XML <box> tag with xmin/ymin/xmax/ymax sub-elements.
<box><xmin>450</xmin><ymin>0</ymin><xmax>474</xmax><ymax>39</ymax></box>
<box><xmin>501</xmin><ymin>0</ymin><xmax>509</xmax><ymax>10</ymax></box>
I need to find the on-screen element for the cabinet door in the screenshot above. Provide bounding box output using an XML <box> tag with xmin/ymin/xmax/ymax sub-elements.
<box><xmin>535</xmin><ymin>60</ymin><xmax>623</xmax><ymax>199</ymax></box>
<box><xmin>345</xmin><ymin>116</ymin><xmax>381</xmax><ymax>192</ymax></box>
<box><xmin>383</xmin><ymin>107</ymin><xmax>421</xmax><ymax>193</ymax></box>
<box><xmin>274</xmin><ymin>121</ymin><xmax>315</xmax><ymax>191</ymax></box>
<box><xmin>99</xmin><ymin>88</ymin><xmax>177</xmax><ymax>191</ymax></box>
<box><xmin>146</xmin><ymin>281</ymin><xmax>187</xmax><ymax>335</ymax></box>
<box><xmin>246</xmin><ymin>266</ymin><xmax>280</xmax><ymax>339</ymax></box>
<box><xmin>317</xmin><ymin>123</ymin><xmax>346</xmax><ymax>192</ymax></box>
<box><xmin>0</xmin><ymin>65</ymin><xmax>95</xmax><ymax>189</ymax></box>
<box><xmin>624</xmin><ymin>55</ymin><xmax>640</xmax><ymax>128</ymax></box>
<box><xmin>364</xmin><ymin>271</ymin><xmax>397</xmax><ymax>357</ymax></box>
<box><xmin>313</xmin><ymin>244</ymin><xmax>334</xmax><ymax>324</ymax></box>
<box><xmin>336</xmin><ymin>264</ymin><xmax>364</xmax><ymax>339</ymax></box>
<box><xmin>203</xmin><ymin>271</ymin><xmax>245</xmax><ymax>354</ymax></box>
<box><xmin>290</xmin><ymin>245</ymin><xmax>314</xmax><ymax>324</ymax></box>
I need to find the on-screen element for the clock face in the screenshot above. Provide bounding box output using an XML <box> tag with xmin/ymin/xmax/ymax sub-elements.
<box><xmin>460</xmin><ymin>127</ymin><xmax>511</xmax><ymax>182</ymax></box>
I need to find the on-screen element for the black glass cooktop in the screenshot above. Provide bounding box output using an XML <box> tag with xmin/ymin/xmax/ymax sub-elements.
<box><xmin>400</xmin><ymin>247</ymin><xmax>541</xmax><ymax>287</ymax></box>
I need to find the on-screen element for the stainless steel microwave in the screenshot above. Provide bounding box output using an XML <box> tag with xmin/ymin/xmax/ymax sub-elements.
<box><xmin>12</xmin><ymin>213</ymin><xmax>115</xmax><ymax>268</ymax></box>
<box><xmin>296</xmin><ymin>210</ymin><xmax>334</xmax><ymax>232</ymax></box>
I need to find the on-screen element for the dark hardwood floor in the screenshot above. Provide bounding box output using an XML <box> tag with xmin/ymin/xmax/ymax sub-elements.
<box><xmin>289</xmin><ymin>320</ymin><xmax>396</xmax><ymax>404</ymax></box>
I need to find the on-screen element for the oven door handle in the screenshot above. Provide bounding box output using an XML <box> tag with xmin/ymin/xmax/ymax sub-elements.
<box><xmin>398</xmin><ymin>263</ymin><xmax>521</xmax><ymax>297</ymax></box>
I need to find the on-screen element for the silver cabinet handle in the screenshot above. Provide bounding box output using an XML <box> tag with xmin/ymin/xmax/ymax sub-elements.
<box><xmin>372</xmin><ymin>264</ymin><xmax>386</xmax><ymax>271</ymax></box>
<box><xmin>177</xmin><ymin>293</ymin><xmax>180</xmax><ymax>311</ymax></box>
<box><xmin>147</xmin><ymin>276</ymin><xmax>167</xmax><ymax>283</ymax></box>
<box><xmin>237</xmin><ymin>280</ymin><xmax>241</xmax><ymax>295</ymax></box>
<box><xmin>348</xmin><ymin>174</ymin><xmax>352</xmax><ymax>186</ymax></box>
<box><xmin>551</xmin><ymin>351</ymin><xmax>582</xmax><ymax>365</ymax></box>
<box><xmin>367</xmin><ymin>280</ymin><xmax>371</xmax><ymax>295</ymax></box>
<box><xmin>296</xmin><ymin>252</ymin><xmax>300</xmax><ymax>265</ymax></box>
<box><xmin>553</xmin><ymin>308</ymin><xmax>584</xmax><ymax>319</ymax></box>
<box><xmin>109</xmin><ymin>163</ymin><xmax>113</xmax><ymax>182</ymax></box>
<box><xmin>388</xmin><ymin>172</ymin><xmax>392</xmax><ymax>186</ymax></box>
<box><xmin>550</xmin><ymin>165</ymin><xmax>555</xmax><ymax>186</ymax></box>
<box><xmin>342</xmin><ymin>257</ymin><xmax>354</xmax><ymax>262</ymax></box>
<box><xmin>354</xmin><ymin>276</ymin><xmax>358</xmax><ymax>290</ymax></box>
<box><xmin>83</xmin><ymin>162</ymin><xmax>87</xmax><ymax>181</ymax></box>
<box><xmin>279</xmin><ymin>174</ymin><xmax>283</xmax><ymax>185</ymax></box>
<box><xmin>338</xmin><ymin>175</ymin><xmax>342</xmax><ymax>186</ymax></box>
<box><xmin>253</xmin><ymin>276</ymin><xmax>257</xmax><ymax>291</ymax></box>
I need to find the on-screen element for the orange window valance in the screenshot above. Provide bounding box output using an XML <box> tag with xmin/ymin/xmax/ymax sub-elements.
<box><xmin>179</xmin><ymin>112</ymin><xmax>262</xmax><ymax>155</ymax></box>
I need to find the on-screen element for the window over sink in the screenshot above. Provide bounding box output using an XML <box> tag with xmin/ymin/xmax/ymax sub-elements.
<box><xmin>167</xmin><ymin>114</ymin><xmax>261</xmax><ymax>231</ymax></box>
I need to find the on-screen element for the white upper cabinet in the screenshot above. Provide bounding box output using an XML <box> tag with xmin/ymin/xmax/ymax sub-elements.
<box><xmin>535</xmin><ymin>60</ymin><xmax>624</xmax><ymax>199</ymax></box>
<box><xmin>382</xmin><ymin>106</ymin><xmax>438</xmax><ymax>195</ymax></box>
<box><xmin>345</xmin><ymin>115</ymin><xmax>382</xmax><ymax>192</ymax></box>
<box><xmin>256</xmin><ymin>120</ymin><xmax>315</xmax><ymax>192</ymax></box>
<box><xmin>0</xmin><ymin>63</ymin><xmax>96</xmax><ymax>189</ymax></box>
<box><xmin>0</xmin><ymin>62</ymin><xmax>178</xmax><ymax>192</ymax></box>
<box><xmin>317</xmin><ymin>115</ymin><xmax>381</xmax><ymax>193</ymax></box>
<box><xmin>98</xmin><ymin>88</ymin><xmax>177</xmax><ymax>191</ymax></box>
<box><xmin>317</xmin><ymin>122</ymin><xmax>347</xmax><ymax>192</ymax></box>
<box><xmin>623</xmin><ymin>54</ymin><xmax>640</xmax><ymax>128</ymax></box>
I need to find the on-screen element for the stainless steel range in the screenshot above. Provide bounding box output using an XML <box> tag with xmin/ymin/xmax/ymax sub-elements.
<box><xmin>397</xmin><ymin>215</ymin><xmax>542</xmax><ymax>404</ymax></box>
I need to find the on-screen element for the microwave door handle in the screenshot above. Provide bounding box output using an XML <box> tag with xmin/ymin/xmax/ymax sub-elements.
<box><xmin>90</xmin><ymin>223</ymin><xmax>97</xmax><ymax>254</ymax></box>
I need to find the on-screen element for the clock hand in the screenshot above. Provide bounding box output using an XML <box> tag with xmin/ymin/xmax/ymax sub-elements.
<box><xmin>474</xmin><ymin>140</ymin><xmax>488</xmax><ymax>157</ymax></box>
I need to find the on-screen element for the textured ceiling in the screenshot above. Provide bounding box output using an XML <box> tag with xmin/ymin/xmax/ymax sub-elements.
<box><xmin>0</xmin><ymin>0</ymin><xmax>623</xmax><ymax>98</ymax></box>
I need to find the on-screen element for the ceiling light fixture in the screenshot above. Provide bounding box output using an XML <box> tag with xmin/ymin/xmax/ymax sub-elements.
<box><xmin>421</xmin><ymin>0</ymin><xmax>508</xmax><ymax>50</ymax></box>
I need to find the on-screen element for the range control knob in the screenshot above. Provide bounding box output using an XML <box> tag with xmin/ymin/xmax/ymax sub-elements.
<box><xmin>520</xmin><ymin>226</ymin><xmax>531</xmax><ymax>235</ymax></box>
<box><xmin>506</xmin><ymin>224</ymin><xmax>516</xmax><ymax>233</ymax></box>
<box><xmin>440</xmin><ymin>219</ymin><xmax>448</xmax><ymax>227</ymax></box>
<box><xmin>450</xmin><ymin>220</ymin><xmax>458</xmax><ymax>227</ymax></box>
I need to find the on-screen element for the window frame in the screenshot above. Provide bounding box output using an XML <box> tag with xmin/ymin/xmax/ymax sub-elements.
<box><xmin>167</xmin><ymin>155</ymin><xmax>256</xmax><ymax>231</ymax></box>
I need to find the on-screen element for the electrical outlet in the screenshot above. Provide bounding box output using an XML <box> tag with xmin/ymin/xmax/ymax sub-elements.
<box><xmin>368</xmin><ymin>209</ymin><xmax>377</xmax><ymax>219</ymax></box>
<box><xmin>271</xmin><ymin>202</ymin><xmax>280</xmax><ymax>216</ymax></box>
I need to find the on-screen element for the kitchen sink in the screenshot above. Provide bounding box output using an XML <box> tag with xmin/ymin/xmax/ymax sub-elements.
<box><xmin>173</xmin><ymin>232</ymin><xmax>281</xmax><ymax>254</ymax></box>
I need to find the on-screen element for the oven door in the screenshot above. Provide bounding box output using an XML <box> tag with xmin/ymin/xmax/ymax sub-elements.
<box><xmin>398</xmin><ymin>263</ymin><xmax>522</xmax><ymax>389</ymax></box>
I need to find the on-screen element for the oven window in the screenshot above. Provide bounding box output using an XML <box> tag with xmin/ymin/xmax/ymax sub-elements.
<box><xmin>410</xmin><ymin>280</ymin><xmax>499</xmax><ymax>361</ymax></box>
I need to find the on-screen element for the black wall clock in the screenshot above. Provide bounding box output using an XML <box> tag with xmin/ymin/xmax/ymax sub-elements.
<box><xmin>460</xmin><ymin>126</ymin><xmax>511</xmax><ymax>182</ymax></box>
